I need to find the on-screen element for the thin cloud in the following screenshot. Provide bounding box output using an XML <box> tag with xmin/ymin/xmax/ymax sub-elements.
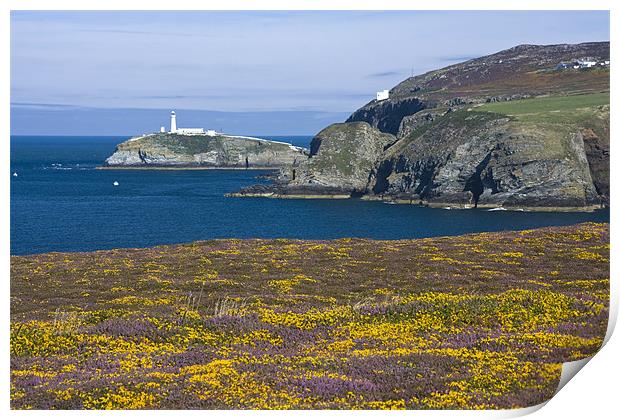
<box><xmin>80</xmin><ymin>29</ymin><xmax>212</xmax><ymax>38</ymax></box>
<box><xmin>132</xmin><ymin>90</ymin><xmax>371</xmax><ymax>101</ymax></box>
<box><xmin>437</xmin><ymin>55</ymin><xmax>480</xmax><ymax>63</ymax></box>
<box><xmin>10</xmin><ymin>102</ymin><xmax>87</xmax><ymax>111</ymax></box>
<box><xmin>366</xmin><ymin>71</ymin><xmax>403</xmax><ymax>78</ymax></box>
<box><xmin>132</xmin><ymin>95</ymin><xmax>226</xmax><ymax>100</ymax></box>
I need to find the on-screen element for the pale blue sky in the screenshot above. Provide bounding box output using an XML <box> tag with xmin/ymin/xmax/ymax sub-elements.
<box><xmin>10</xmin><ymin>11</ymin><xmax>610</xmax><ymax>135</ymax></box>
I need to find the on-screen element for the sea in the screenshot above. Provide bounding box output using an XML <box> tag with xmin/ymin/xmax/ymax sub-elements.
<box><xmin>10</xmin><ymin>135</ymin><xmax>610</xmax><ymax>256</ymax></box>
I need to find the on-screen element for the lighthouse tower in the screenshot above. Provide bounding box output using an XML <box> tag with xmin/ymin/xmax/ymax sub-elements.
<box><xmin>170</xmin><ymin>111</ymin><xmax>177</xmax><ymax>133</ymax></box>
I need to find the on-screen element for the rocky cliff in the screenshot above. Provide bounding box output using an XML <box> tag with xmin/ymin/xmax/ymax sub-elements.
<box><xmin>368</xmin><ymin>105</ymin><xmax>605</xmax><ymax>210</ymax></box>
<box><xmin>286</xmin><ymin>122</ymin><xmax>395</xmax><ymax>193</ymax></box>
<box><xmin>104</xmin><ymin>133</ymin><xmax>307</xmax><ymax>168</ymax></box>
<box><xmin>234</xmin><ymin>42</ymin><xmax>609</xmax><ymax>210</ymax></box>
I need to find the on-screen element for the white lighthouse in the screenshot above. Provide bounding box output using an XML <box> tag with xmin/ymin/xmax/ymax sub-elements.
<box><xmin>170</xmin><ymin>111</ymin><xmax>177</xmax><ymax>133</ymax></box>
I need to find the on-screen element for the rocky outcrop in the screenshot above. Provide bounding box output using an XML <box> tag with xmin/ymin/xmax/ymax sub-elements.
<box><xmin>397</xmin><ymin>108</ymin><xmax>446</xmax><ymax>139</ymax></box>
<box><xmin>233</xmin><ymin>122</ymin><xmax>394</xmax><ymax>198</ymax></box>
<box><xmin>289</xmin><ymin>122</ymin><xmax>395</xmax><ymax>192</ymax></box>
<box><xmin>104</xmin><ymin>133</ymin><xmax>307</xmax><ymax>168</ymax></box>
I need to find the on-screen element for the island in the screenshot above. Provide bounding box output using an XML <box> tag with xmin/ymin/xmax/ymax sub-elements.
<box><xmin>103</xmin><ymin>132</ymin><xmax>308</xmax><ymax>169</ymax></box>
<box><xmin>232</xmin><ymin>42</ymin><xmax>610</xmax><ymax>211</ymax></box>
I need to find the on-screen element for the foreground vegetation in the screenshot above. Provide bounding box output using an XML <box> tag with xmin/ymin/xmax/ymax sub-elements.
<box><xmin>11</xmin><ymin>223</ymin><xmax>609</xmax><ymax>409</ymax></box>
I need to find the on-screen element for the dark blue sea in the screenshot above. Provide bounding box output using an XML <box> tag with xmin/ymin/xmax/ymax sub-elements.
<box><xmin>10</xmin><ymin>136</ymin><xmax>609</xmax><ymax>256</ymax></box>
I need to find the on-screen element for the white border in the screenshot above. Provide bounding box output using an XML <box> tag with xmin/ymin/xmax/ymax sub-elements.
<box><xmin>2</xmin><ymin>1</ymin><xmax>617</xmax><ymax>419</ymax></box>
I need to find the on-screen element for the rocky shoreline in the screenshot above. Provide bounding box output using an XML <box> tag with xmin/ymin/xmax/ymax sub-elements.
<box><xmin>228</xmin><ymin>185</ymin><xmax>604</xmax><ymax>212</ymax></box>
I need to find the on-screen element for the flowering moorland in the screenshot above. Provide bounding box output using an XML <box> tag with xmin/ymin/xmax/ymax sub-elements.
<box><xmin>10</xmin><ymin>223</ymin><xmax>609</xmax><ymax>409</ymax></box>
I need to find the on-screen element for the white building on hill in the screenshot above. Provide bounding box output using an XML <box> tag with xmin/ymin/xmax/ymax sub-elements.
<box><xmin>575</xmin><ymin>60</ymin><xmax>597</xmax><ymax>68</ymax></box>
<box><xmin>376</xmin><ymin>89</ymin><xmax>390</xmax><ymax>101</ymax></box>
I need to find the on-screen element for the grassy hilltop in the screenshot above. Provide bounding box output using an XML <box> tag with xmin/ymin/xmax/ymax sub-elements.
<box><xmin>11</xmin><ymin>223</ymin><xmax>609</xmax><ymax>409</ymax></box>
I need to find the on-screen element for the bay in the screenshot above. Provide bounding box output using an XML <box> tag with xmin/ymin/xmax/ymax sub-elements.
<box><xmin>10</xmin><ymin>135</ymin><xmax>609</xmax><ymax>255</ymax></box>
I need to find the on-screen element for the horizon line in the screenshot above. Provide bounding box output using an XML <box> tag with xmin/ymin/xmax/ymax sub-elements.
<box><xmin>10</xmin><ymin>102</ymin><xmax>353</xmax><ymax>114</ymax></box>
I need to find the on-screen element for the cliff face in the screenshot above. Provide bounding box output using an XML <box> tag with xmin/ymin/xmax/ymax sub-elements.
<box><xmin>368</xmin><ymin>108</ymin><xmax>603</xmax><ymax>209</ymax></box>
<box><xmin>105</xmin><ymin>133</ymin><xmax>307</xmax><ymax>168</ymax></box>
<box><xmin>581</xmin><ymin>123</ymin><xmax>610</xmax><ymax>202</ymax></box>
<box><xmin>346</xmin><ymin>98</ymin><xmax>431</xmax><ymax>136</ymax></box>
<box><xmin>235</xmin><ymin>42</ymin><xmax>609</xmax><ymax>210</ymax></box>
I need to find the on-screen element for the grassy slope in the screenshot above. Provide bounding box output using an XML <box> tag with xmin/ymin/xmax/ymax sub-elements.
<box><xmin>474</xmin><ymin>92</ymin><xmax>609</xmax><ymax>123</ymax></box>
<box><xmin>11</xmin><ymin>223</ymin><xmax>609</xmax><ymax>409</ymax></box>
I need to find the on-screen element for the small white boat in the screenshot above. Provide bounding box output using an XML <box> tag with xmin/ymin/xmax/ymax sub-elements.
<box><xmin>113</xmin><ymin>181</ymin><xmax>119</xmax><ymax>186</ymax></box>
<box><xmin>12</xmin><ymin>172</ymin><xmax>17</xmax><ymax>177</ymax></box>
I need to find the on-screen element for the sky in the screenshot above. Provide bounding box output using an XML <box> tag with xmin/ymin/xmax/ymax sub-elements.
<box><xmin>10</xmin><ymin>10</ymin><xmax>610</xmax><ymax>135</ymax></box>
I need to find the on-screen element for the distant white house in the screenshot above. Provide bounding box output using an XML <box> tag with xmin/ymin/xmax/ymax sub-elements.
<box><xmin>160</xmin><ymin>126</ymin><xmax>166</xmax><ymax>133</ymax></box>
<box><xmin>206</xmin><ymin>130</ymin><xmax>217</xmax><ymax>137</ymax></box>
<box><xmin>557</xmin><ymin>59</ymin><xmax>609</xmax><ymax>71</ymax></box>
<box><xmin>576</xmin><ymin>60</ymin><xmax>597</xmax><ymax>68</ymax></box>
<box><xmin>376</xmin><ymin>89</ymin><xmax>390</xmax><ymax>101</ymax></box>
